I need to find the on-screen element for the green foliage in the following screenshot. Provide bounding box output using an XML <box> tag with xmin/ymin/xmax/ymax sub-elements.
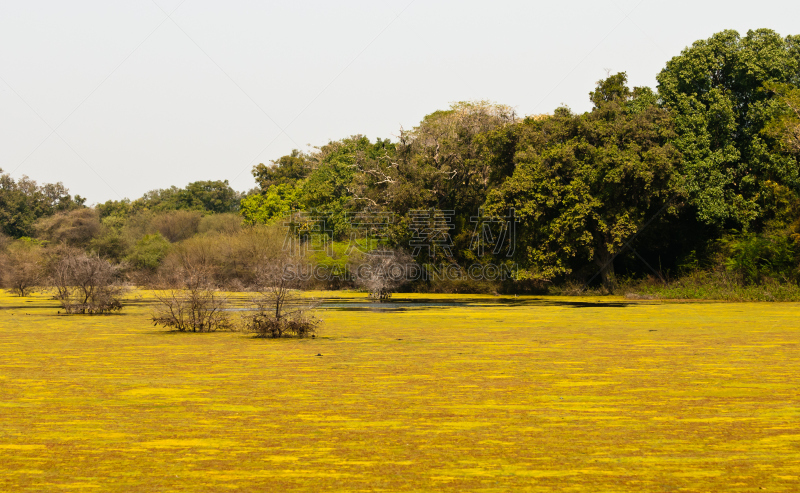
<box><xmin>252</xmin><ymin>149</ymin><xmax>311</xmax><ymax>190</ymax></box>
<box><xmin>0</xmin><ymin>169</ymin><xmax>84</xmax><ymax>238</ymax></box>
<box><xmin>240</xmin><ymin>184</ymin><xmax>300</xmax><ymax>225</ymax></box>
<box><xmin>484</xmin><ymin>74</ymin><xmax>682</xmax><ymax>287</ymax></box>
<box><xmin>98</xmin><ymin>180</ymin><xmax>240</xmax><ymax>221</ymax></box>
<box><xmin>89</xmin><ymin>230</ymin><xmax>129</xmax><ymax>263</ymax></box>
<box><xmin>127</xmin><ymin>234</ymin><xmax>171</xmax><ymax>271</ymax></box>
<box><xmin>763</xmin><ymin>82</ymin><xmax>800</xmax><ymax>155</ymax></box>
<box><xmin>589</xmin><ymin>72</ymin><xmax>631</xmax><ymax>106</ymax></box>
<box><xmin>5</xmin><ymin>28</ymin><xmax>800</xmax><ymax>295</ymax></box>
<box><xmin>719</xmin><ymin>233</ymin><xmax>798</xmax><ymax>285</ymax></box>
<box><xmin>139</xmin><ymin>180</ymin><xmax>240</xmax><ymax>213</ymax></box>
<box><xmin>96</xmin><ymin>198</ymin><xmax>136</xmax><ymax>220</ymax></box>
<box><xmin>656</xmin><ymin>29</ymin><xmax>800</xmax><ymax>227</ymax></box>
<box><xmin>300</xmin><ymin>136</ymin><xmax>379</xmax><ymax>239</ymax></box>
<box><xmin>395</xmin><ymin>101</ymin><xmax>516</xmax><ymax>214</ymax></box>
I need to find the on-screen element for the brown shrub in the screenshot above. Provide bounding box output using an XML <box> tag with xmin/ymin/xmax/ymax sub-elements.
<box><xmin>198</xmin><ymin>213</ymin><xmax>242</xmax><ymax>235</ymax></box>
<box><xmin>1</xmin><ymin>240</ymin><xmax>45</xmax><ymax>296</ymax></box>
<box><xmin>34</xmin><ymin>208</ymin><xmax>101</xmax><ymax>247</ymax></box>
<box><xmin>151</xmin><ymin>250</ymin><xmax>231</xmax><ymax>333</ymax></box>
<box><xmin>151</xmin><ymin>210</ymin><xmax>203</xmax><ymax>242</ymax></box>
<box><xmin>48</xmin><ymin>247</ymin><xmax>125</xmax><ymax>314</ymax></box>
<box><xmin>240</xmin><ymin>258</ymin><xmax>320</xmax><ymax>338</ymax></box>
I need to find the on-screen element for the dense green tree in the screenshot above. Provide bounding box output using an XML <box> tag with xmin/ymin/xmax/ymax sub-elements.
<box><xmin>96</xmin><ymin>198</ymin><xmax>136</xmax><ymax>220</ymax></box>
<box><xmin>252</xmin><ymin>150</ymin><xmax>312</xmax><ymax>190</ymax></box>
<box><xmin>178</xmin><ymin>180</ymin><xmax>241</xmax><ymax>213</ymax></box>
<box><xmin>484</xmin><ymin>73</ymin><xmax>683</xmax><ymax>288</ymax></box>
<box><xmin>656</xmin><ymin>29</ymin><xmax>800</xmax><ymax>228</ymax></box>
<box><xmin>295</xmin><ymin>137</ymin><xmax>367</xmax><ymax>239</ymax></box>
<box><xmin>240</xmin><ymin>184</ymin><xmax>301</xmax><ymax>225</ymax></box>
<box><xmin>126</xmin><ymin>233</ymin><xmax>171</xmax><ymax>271</ymax></box>
<box><xmin>98</xmin><ymin>180</ymin><xmax>241</xmax><ymax>220</ymax></box>
<box><xmin>245</xmin><ymin>136</ymin><xmax>393</xmax><ymax>239</ymax></box>
<box><xmin>394</xmin><ymin>101</ymin><xmax>516</xmax><ymax>214</ymax></box>
<box><xmin>0</xmin><ymin>170</ymin><xmax>84</xmax><ymax>238</ymax></box>
<box><xmin>88</xmin><ymin>229</ymin><xmax>129</xmax><ymax>263</ymax></box>
<box><xmin>140</xmin><ymin>180</ymin><xmax>240</xmax><ymax>213</ymax></box>
<box><xmin>764</xmin><ymin>82</ymin><xmax>800</xmax><ymax>155</ymax></box>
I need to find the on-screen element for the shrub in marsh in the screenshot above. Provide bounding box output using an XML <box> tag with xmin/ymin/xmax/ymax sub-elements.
<box><xmin>151</xmin><ymin>253</ymin><xmax>231</xmax><ymax>332</ymax></box>
<box><xmin>241</xmin><ymin>257</ymin><xmax>319</xmax><ymax>338</ymax></box>
<box><xmin>48</xmin><ymin>247</ymin><xmax>125</xmax><ymax>314</ymax></box>
<box><xmin>1</xmin><ymin>238</ymin><xmax>46</xmax><ymax>296</ymax></box>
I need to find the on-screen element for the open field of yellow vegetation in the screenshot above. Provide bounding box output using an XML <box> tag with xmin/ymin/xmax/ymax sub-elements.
<box><xmin>1</xmin><ymin>290</ymin><xmax>799</xmax><ymax>492</ymax></box>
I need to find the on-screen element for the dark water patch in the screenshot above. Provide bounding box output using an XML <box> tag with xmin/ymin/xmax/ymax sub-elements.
<box><xmin>316</xmin><ymin>297</ymin><xmax>647</xmax><ymax>312</ymax></box>
<box><xmin>0</xmin><ymin>303</ymin><xmax>59</xmax><ymax>311</ymax></box>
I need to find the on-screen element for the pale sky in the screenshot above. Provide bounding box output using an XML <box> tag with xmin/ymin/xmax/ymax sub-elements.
<box><xmin>1</xmin><ymin>0</ymin><xmax>798</xmax><ymax>204</ymax></box>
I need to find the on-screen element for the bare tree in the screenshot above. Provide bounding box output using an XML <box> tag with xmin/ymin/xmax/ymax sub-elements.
<box><xmin>48</xmin><ymin>247</ymin><xmax>125</xmax><ymax>314</ymax></box>
<box><xmin>351</xmin><ymin>248</ymin><xmax>414</xmax><ymax>301</ymax></box>
<box><xmin>241</xmin><ymin>257</ymin><xmax>320</xmax><ymax>338</ymax></box>
<box><xmin>151</xmin><ymin>251</ymin><xmax>231</xmax><ymax>332</ymax></box>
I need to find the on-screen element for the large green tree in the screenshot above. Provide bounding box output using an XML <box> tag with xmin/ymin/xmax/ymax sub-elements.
<box><xmin>484</xmin><ymin>74</ymin><xmax>683</xmax><ymax>287</ymax></box>
<box><xmin>657</xmin><ymin>29</ymin><xmax>800</xmax><ymax>228</ymax></box>
<box><xmin>252</xmin><ymin>150</ymin><xmax>312</xmax><ymax>191</ymax></box>
<box><xmin>764</xmin><ymin>82</ymin><xmax>800</xmax><ymax>155</ymax></box>
<box><xmin>244</xmin><ymin>136</ymin><xmax>394</xmax><ymax>239</ymax></box>
<box><xmin>140</xmin><ymin>180</ymin><xmax>240</xmax><ymax>213</ymax></box>
<box><xmin>0</xmin><ymin>170</ymin><xmax>84</xmax><ymax>238</ymax></box>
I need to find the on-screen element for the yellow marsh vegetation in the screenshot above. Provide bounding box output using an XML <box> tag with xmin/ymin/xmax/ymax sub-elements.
<box><xmin>1</xmin><ymin>290</ymin><xmax>799</xmax><ymax>492</ymax></box>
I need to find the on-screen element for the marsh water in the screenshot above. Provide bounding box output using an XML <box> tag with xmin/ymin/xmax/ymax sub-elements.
<box><xmin>315</xmin><ymin>296</ymin><xmax>642</xmax><ymax>311</ymax></box>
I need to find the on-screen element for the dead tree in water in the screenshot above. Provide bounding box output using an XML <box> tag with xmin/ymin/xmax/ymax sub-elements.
<box><xmin>351</xmin><ymin>248</ymin><xmax>414</xmax><ymax>301</ymax></box>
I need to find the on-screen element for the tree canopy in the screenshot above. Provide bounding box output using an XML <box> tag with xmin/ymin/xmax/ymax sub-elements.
<box><xmin>657</xmin><ymin>29</ymin><xmax>800</xmax><ymax>228</ymax></box>
<box><xmin>484</xmin><ymin>74</ymin><xmax>682</xmax><ymax>286</ymax></box>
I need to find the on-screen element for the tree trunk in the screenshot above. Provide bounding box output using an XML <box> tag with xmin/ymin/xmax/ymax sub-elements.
<box><xmin>595</xmin><ymin>247</ymin><xmax>616</xmax><ymax>293</ymax></box>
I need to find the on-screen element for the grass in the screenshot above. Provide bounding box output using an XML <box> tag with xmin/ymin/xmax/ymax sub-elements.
<box><xmin>1</xmin><ymin>290</ymin><xmax>800</xmax><ymax>491</ymax></box>
<box><xmin>621</xmin><ymin>272</ymin><xmax>800</xmax><ymax>301</ymax></box>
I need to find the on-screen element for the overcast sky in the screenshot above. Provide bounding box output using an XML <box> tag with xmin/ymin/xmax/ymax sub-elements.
<box><xmin>1</xmin><ymin>0</ymin><xmax>798</xmax><ymax>204</ymax></box>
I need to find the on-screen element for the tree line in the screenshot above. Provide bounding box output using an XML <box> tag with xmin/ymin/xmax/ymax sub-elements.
<box><xmin>2</xmin><ymin>28</ymin><xmax>800</xmax><ymax>298</ymax></box>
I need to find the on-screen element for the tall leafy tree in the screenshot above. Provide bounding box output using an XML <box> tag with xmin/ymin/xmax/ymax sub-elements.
<box><xmin>0</xmin><ymin>169</ymin><xmax>84</xmax><ymax>238</ymax></box>
<box><xmin>140</xmin><ymin>180</ymin><xmax>240</xmax><ymax>213</ymax></box>
<box><xmin>764</xmin><ymin>82</ymin><xmax>800</xmax><ymax>155</ymax></box>
<box><xmin>484</xmin><ymin>74</ymin><xmax>682</xmax><ymax>287</ymax></box>
<box><xmin>657</xmin><ymin>29</ymin><xmax>800</xmax><ymax>228</ymax></box>
<box><xmin>252</xmin><ymin>150</ymin><xmax>312</xmax><ymax>190</ymax></box>
<box><xmin>396</xmin><ymin>101</ymin><xmax>516</xmax><ymax>214</ymax></box>
<box><xmin>301</xmin><ymin>136</ymin><xmax>388</xmax><ymax>239</ymax></box>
